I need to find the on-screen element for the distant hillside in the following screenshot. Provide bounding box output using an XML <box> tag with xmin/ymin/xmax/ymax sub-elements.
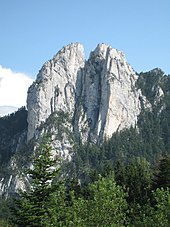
<box><xmin>0</xmin><ymin>106</ymin><xmax>18</xmax><ymax>117</ymax></box>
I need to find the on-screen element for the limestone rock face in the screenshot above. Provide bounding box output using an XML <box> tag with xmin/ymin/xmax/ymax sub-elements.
<box><xmin>74</xmin><ymin>44</ymin><xmax>141</xmax><ymax>143</ymax></box>
<box><xmin>27</xmin><ymin>43</ymin><xmax>142</xmax><ymax>144</ymax></box>
<box><xmin>27</xmin><ymin>43</ymin><xmax>85</xmax><ymax>141</ymax></box>
<box><xmin>1</xmin><ymin>43</ymin><xmax>143</xmax><ymax>196</ymax></box>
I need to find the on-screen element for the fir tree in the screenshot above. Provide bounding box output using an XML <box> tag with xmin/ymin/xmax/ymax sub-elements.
<box><xmin>10</xmin><ymin>139</ymin><xmax>66</xmax><ymax>226</ymax></box>
<box><xmin>154</xmin><ymin>155</ymin><xmax>170</xmax><ymax>189</ymax></box>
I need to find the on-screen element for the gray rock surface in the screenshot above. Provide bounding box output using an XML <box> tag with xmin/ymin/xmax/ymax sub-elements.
<box><xmin>75</xmin><ymin>43</ymin><xmax>141</xmax><ymax>143</ymax></box>
<box><xmin>1</xmin><ymin>43</ymin><xmax>146</xmax><ymax>197</ymax></box>
<box><xmin>27</xmin><ymin>43</ymin><xmax>85</xmax><ymax>141</ymax></box>
<box><xmin>27</xmin><ymin>43</ymin><xmax>142</xmax><ymax>144</ymax></box>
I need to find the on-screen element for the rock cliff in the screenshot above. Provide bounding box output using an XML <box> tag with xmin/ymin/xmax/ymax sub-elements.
<box><xmin>1</xmin><ymin>43</ymin><xmax>167</xmax><ymax>197</ymax></box>
<box><xmin>27</xmin><ymin>43</ymin><xmax>141</xmax><ymax>144</ymax></box>
<box><xmin>27</xmin><ymin>43</ymin><xmax>85</xmax><ymax>141</ymax></box>
<box><xmin>2</xmin><ymin>43</ymin><xmax>165</xmax><ymax>197</ymax></box>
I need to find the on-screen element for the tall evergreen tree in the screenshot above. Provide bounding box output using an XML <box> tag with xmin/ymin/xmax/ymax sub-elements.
<box><xmin>114</xmin><ymin>157</ymin><xmax>152</xmax><ymax>205</ymax></box>
<box><xmin>154</xmin><ymin>155</ymin><xmax>170</xmax><ymax>189</ymax></box>
<box><xmin>10</xmin><ymin>139</ymin><xmax>66</xmax><ymax>226</ymax></box>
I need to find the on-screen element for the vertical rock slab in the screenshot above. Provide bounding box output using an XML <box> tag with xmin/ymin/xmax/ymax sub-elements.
<box><xmin>27</xmin><ymin>43</ymin><xmax>85</xmax><ymax>141</ymax></box>
<box><xmin>75</xmin><ymin>44</ymin><xmax>141</xmax><ymax>143</ymax></box>
<box><xmin>27</xmin><ymin>43</ymin><xmax>141</xmax><ymax>144</ymax></box>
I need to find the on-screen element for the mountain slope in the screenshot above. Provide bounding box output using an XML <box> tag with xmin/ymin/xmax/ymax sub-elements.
<box><xmin>0</xmin><ymin>43</ymin><xmax>169</xmax><ymax>196</ymax></box>
<box><xmin>27</xmin><ymin>43</ymin><xmax>142</xmax><ymax>145</ymax></box>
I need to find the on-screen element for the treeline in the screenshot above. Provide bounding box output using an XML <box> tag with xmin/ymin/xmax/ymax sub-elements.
<box><xmin>0</xmin><ymin>107</ymin><xmax>27</xmax><ymax>165</ymax></box>
<box><xmin>1</xmin><ymin>140</ymin><xmax>170</xmax><ymax>226</ymax></box>
<box><xmin>1</xmin><ymin>69</ymin><xmax>170</xmax><ymax>225</ymax></box>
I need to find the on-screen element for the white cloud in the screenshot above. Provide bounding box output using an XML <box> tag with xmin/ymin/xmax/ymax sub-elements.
<box><xmin>0</xmin><ymin>65</ymin><xmax>34</xmax><ymax>107</ymax></box>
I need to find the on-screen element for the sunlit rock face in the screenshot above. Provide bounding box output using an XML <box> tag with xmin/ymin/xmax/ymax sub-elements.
<box><xmin>73</xmin><ymin>43</ymin><xmax>141</xmax><ymax>143</ymax></box>
<box><xmin>1</xmin><ymin>43</ymin><xmax>145</xmax><ymax>197</ymax></box>
<box><xmin>27</xmin><ymin>43</ymin><xmax>142</xmax><ymax>143</ymax></box>
<box><xmin>27</xmin><ymin>43</ymin><xmax>85</xmax><ymax>141</ymax></box>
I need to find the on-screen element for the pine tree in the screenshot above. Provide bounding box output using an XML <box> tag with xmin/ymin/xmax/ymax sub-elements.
<box><xmin>154</xmin><ymin>155</ymin><xmax>170</xmax><ymax>189</ymax></box>
<box><xmin>10</xmin><ymin>139</ymin><xmax>66</xmax><ymax>226</ymax></box>
<box><xmin>114</xmin><ymin>157</ymin><xmax>152</xmax><ymax>205</ymax></box>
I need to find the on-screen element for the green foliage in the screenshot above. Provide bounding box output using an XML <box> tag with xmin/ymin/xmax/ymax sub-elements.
<box><xmin>2</xmin><ymin>69</ymin><xmax>170</xmax><ymax>226</ymax></box>
<box><xmin>65</xmin><ymin>175</ymin><xmax>128</xmax><ymax>227</ymax></box>
<box><xmin>10</xmin><ymin>139</ymin><xmax>65</xmax><ymax>226</ymax></box>
<box><xmin>114</xmin><ymin>157</ymin><xmax>152</xmax><ymax>205</ymax></box>
<box><xmin>39</xmin><ymin>110</ymin><xmax>74</xmax><ymax>143</ymax></box>
<box><xmin>0</xmin><ymin>107</ymin><xmax>27</xmax><ymax>165</ymax></box>
<box><xmin>137</xmin><ymin>69</ymin><xmax>164</xmax><ymax>105</ymax></box>
<box><xmin>154</xmin><ymin>155</ymin><xmax>170</xmax><ymax>189</ymax></box>
<box><xmin>136</xmin><ymin>70</ymin><xmax>170</xmax><ymax>161</ymax></box>
<box><xmin>0</xmin><ymin>197</ymin><xmax>13</xmax><ymax>226</ymax></box>
<box><xmin>131</xmin><ymin>188</ymin><xmax>170</xmax><ymax>227</ymax></box>
<box><xmin>0</xmin><ymin>106</ymin><xmax>27</xmax><ymax>136</ymax></box>
<box><xmin>85</xmin><ymin>175</ymin><xmax>128</xmax><ymax>226</ymax></box>
<box><xmin>3</xmin><ymin>144</ymin><xmax>170</xmax><ymax>226</ymax></box>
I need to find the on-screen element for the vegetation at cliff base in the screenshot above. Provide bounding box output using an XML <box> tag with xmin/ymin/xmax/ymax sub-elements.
<box><xmin>0</xmin><ymin>140</ymin><xmax>170</xmax><ymax>226</ymax></box>
<box><xmin>1</xmin><ymin>70</ymin><xmax>170</xmax><ymax>225</ymax></box>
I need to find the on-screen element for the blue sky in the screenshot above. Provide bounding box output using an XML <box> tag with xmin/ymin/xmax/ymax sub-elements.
<box><xmin>0</xmin><ymin>0</ymin><xmax>170</xmax><ymax>78</ymax></box>
<box><xmin>0</xmin><ymin>0</ymin><xmax>169</xmax><ymax>108</ymax></box>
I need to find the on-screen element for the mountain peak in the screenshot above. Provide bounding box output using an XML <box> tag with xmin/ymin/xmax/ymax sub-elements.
<box><xmin>149</xmin><ymin>68</ymin><xmax>165</xmax><ymax>76</ymax></box>
<box><xmin>27</xmin><ymin>43</ymin><xmax>141</xmax><ymax>142</ymax></box>
<box><xmin>54</xmin><ymin>42</ymin><xmax>84</xmax><ymax>59</ymax></box>
<box><xmin>91</xmin><ymin>43</ymin><xmax>125</xmax><ymax>60</ymax></box>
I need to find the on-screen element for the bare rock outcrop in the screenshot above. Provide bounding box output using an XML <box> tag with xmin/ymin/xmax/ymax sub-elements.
<box><xmin>27</xmin><ymin>43</ymin><xmax>142</xmax><ymax>144</ymax></box>
<box><xmin>27</xmin><ymin>43</ymin><xmax>85</xmax><ymax>141</ymax></box>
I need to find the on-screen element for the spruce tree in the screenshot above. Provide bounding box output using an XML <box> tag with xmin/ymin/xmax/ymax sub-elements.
<box><xmin>154</xmin><ymin>155</ymin><xmax>170</xmax><ymax>189</ymax></box>
<box><xmin>11</xmin><ymin>139</ymin><xmax>66</xmax><ymax>226</ymax></box>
